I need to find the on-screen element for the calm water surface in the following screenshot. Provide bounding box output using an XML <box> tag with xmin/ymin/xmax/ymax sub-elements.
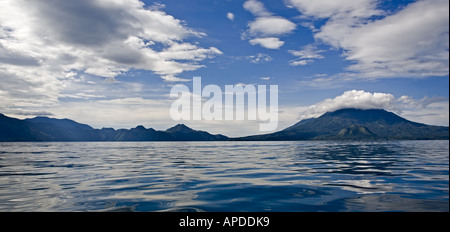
<box><xmin>0</xmin><ymin>141</ymin><xmax>448</xmax><ymax>212</ymax></box>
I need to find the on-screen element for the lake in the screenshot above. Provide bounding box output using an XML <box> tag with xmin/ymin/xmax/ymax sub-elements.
<box><xmin>0</xmin><ymin>141</ymin><xmax>448</xmax><ymax>212</ymax></box>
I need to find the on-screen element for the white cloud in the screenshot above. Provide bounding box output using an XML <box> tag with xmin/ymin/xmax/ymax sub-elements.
<box><xmin>400</xmin><ymin>101</ymin><xmax>449</xmax><ymax>127</ymax></box>
<box><xmin>289</xmin><ymin>60</ymin><xmax>312</xmax><ymax>66</ymax></box>
<box><xmin>243</xmin><ymin>0</ymin><xmax>295</xmax><ymax>49</ymax></box>
<box><xmin>248</xmin><ymin>17</ymin><xmax>296</xmax><ymax>37</ymax></box>
<box><xmin>295</xmin><ymin>90</ymin><xmax>449</xmax><ymax>126</ymax></box>
<box><xmin>289</xmin><ymin>45</ymin><xmax>325</xmax><ymax>59</ymax></box>
<box><xmin>227</xmin><ymin>12</ymin><xmax>235</xmax><ymax>21</ymax></box>
<box><xmin>286</xmin><ymin>0</ymin><xmax>381</xmax><ymax>19</ymax></box>
<box><xmin>249</xmin><ymin>37</ymin><xmax>285</xmax><ymax>50</ymax></box>
<box><xmin>337</xmin><ymin>0</ymin><xmax>449</xmax><ymax>78</ymax></box>
<box><xmin>59</xmin><ymin>93</ymin><xmax>106</xmax><ymax>100</ymax></box>
<box><xmin>159</xmin><ymin>75</ymin><xmax>191</xmax><ymax>82</ymax></box>
<box><xmin>298</xmin><ymin>90</ymin><xmax>397</xmax><ymax>120</ymax></box>
<box><xmin>0</xmin><ymin>0</ymin><xmax>222</xmax><ymax>111</ymax></box>
<box><xmin>243</xmin><ymin>0</ymin><xmax>272</xmax><ymax>17</ymax></box>
<box><xmin>289</xmin><ymin>44</ymin><xmax>325</xmax><ymax>66</ymax></box>
<box><xmin>246</xmin><ymin>53</ymin><xmax>273</xmax><ymax>64</ymax></box>
<box><xmin>148</xmin><ymin>2</ymin><xmax>166</xmax><ymax>11</ymax></box>
<box><xmin>287</xmin><ymin>0</ymin><xmax>449</xmax><ymax>79</ymax></box>
<box><xmin>159</xmin><ymin>43</ymin><xmax>223</xmax><ymax>61</ymax></box>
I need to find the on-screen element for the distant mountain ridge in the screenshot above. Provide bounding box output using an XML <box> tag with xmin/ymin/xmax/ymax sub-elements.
<box><xmin>0</xmin><ymin>108</ymin><xmax>448</xmax><ymax>142</ymax></box>
<box><xmin>0</xmin><ymin>113</ymin><xmax>228</xmax><ymax>142</ymax></box>
<box><xmin>237</xmin><ymin>108</ymin><xmax>449</xmax><ymax>141</ymax></box>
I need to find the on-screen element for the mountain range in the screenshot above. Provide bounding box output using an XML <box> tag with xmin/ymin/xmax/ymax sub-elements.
<box><xmin>0</xmin><ymin>108</ymin><xmax>448</xmax><ymax>142</ymax></box>
<box><xmin>0</xmin><ymin>113</ymin><xmax>227</xmax><ymax>142</ymax></box>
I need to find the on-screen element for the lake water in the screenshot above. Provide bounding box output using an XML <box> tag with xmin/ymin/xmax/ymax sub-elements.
<box><xmin>0</xmin><ymin>141</ymin><xmax>448</xmax><ymax>212</ymax></box>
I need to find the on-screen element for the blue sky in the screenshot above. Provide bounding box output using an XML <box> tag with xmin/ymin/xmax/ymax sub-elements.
<box><xmin>0</xmin><ymin>0</ymin><xmax>448</xmax><ymax>136</ymax></box>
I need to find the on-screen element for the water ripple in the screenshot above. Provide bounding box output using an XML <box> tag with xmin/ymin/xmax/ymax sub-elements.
<box><xmin>0</xmin><ymin>141</ymin><xmax>448</xmax><ymax>212</ymax></box>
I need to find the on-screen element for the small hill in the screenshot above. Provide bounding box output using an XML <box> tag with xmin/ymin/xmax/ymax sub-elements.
<box><xmin>165</xmin><ymin>124</ymin><xmax>229</xmax><ymax>141</ymax></box>
<box><xmin>333</xmin><ymin>125</ymin><xmax>378</xmax><ymax>140</ymax></box>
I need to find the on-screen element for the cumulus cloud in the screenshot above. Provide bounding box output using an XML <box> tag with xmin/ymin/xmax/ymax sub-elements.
<box><xmin>243</xmin><ymin>0</ymin><xmax>295</xmax><ymax>49</ymax></box>
<box><xmin>298</xmin><ymin>90</ymin><xmax>397</xmax><ymax>120</ymax></box>
<box><xmin>227</xmin><ymin>12</ymin><xmax>235</xmax><ymax>21</ymax></box>
<box><xmin>296</xmin><ymin>90</ymin><xmax>449</xmax><ymax>126</ymax></box>
<box><xmin>249</xmin><ymin>37</ymin><xmax>285</xmax><ymax>50</ymax></box>
<box><xmin>248</xmin><ymin>17</ymin><xmax>296</xmax><ymax>37</ymax></box>
<box><xmin>0</xmin><ymin>0</ymin><xmax>222</xmax><ymax>110</ymax></box>
<box><xmin>286</xmin><ymin>0</ymin><xmax>449</xmax><ymax>79</ymax></box>
<box><xmin>243</xmin><ymin>0</ymin><xmax>272</xmax><ymax>17</ymax></box>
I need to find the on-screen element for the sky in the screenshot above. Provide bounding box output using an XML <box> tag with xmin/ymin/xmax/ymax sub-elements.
<box><xmin>0</xmin><ymin>0</ymin><xmax>448</xmax><ymax>137</ymax></box>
